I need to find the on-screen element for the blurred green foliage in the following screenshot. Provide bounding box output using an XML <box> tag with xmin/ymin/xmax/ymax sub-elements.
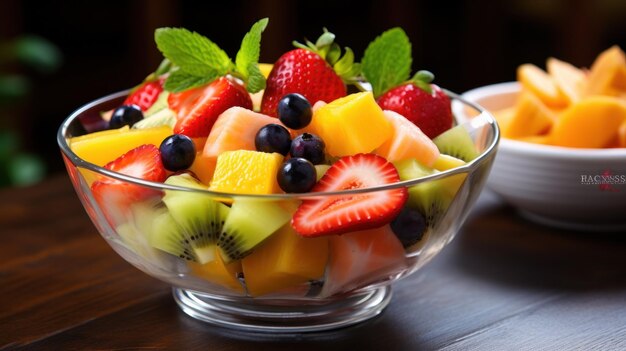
<box><xmin>0</xmin><ymin>35</ymin><xmax>61</xmax><ymax>187</ymax></box>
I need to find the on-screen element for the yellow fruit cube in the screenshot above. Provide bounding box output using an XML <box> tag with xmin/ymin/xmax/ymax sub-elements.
<box><xmin>310</xmin><ymin>92</ymin><xmax>392</xmax><ymax>157</ymax></box>
<box><xmin>518</xmin><ymin>63</ymin><xmax>567</xmax><ymax>108</ymax></box>
<box><xmin>189</xmin><ymin>251</ymin><xmax>243</xmax><ymax>293</ymax></box>
<box><xmin>209</xmin><ymin>150</ymin><xmax>284</xmax><ymax>194</ymax></box>
<box><xmin>242</xmin><ymin>224</ymin><xmax>328</xmax><ymax>296</ymax></box>
<box><xmin>585</xmin><ymin>46</ymin><xmax>626</xmax><ymax>97</ymax></box>
<box><xmin>69</xmin><ymin>126</ymin><xmax>172</xmax><ymax>166</ymax></box>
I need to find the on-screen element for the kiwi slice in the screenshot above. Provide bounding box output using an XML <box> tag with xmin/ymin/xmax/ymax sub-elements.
<box><xmin>393</xmin><ymin>159</ymin><xmax>453</xmax><ymax>228</ymax></box>
<box><xmin>433</xmin><ymin>125</ymin><xmax>480</xmax><ymax>162</ymax></box>
<box><xmin>218</xmin><ymin>199</ymin><xmax>292</xmax><ymax>263</ymax></box>
<box><xmin>149</xmin><ymin>174</ymin><xmax>230</xmax><ymax>263</ymax></box>
<box><xmin>133</xmin><ymin>108</ymin><xmax>176</xmax><ymax>130</ymax></box>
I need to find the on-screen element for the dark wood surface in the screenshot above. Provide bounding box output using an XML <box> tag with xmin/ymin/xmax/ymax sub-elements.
<box><xmin>2</xmin><ymin>175</ymin><xmax>626</xmax><ymax>350</ymax></box>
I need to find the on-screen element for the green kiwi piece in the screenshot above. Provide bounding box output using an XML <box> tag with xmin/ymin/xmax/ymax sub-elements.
<box><xmin>218</xmin><ymin>199</ymin><xmax>292</xmax><ymax>263</ymax></box>
<box><xmin>144</xmin><ymin>91</ymin><xmax>170</xmax><ymax>117</ymax></box>
<box><xmin>149</xmin><ymin>174</ymin><xmax>230</xmax><ymax>263</ymax></box>
<box><xmin>393</xmin><ymin>159</ymin><xmax>453</xmax><ymax>228</ymax></box>
<box><xmin>314</xmin><ymin>164</ymin><xmax>331</xmax><ymax>181</ymax></box>
<box><xmin>433</xmin><ymin>125</ymin><xmax>479</xmax><ymax>162</ymax></box>
<box><xmin>132</xmin><ymin>107</ymin><xmax>176</xmax><ymax>129</ymax></box>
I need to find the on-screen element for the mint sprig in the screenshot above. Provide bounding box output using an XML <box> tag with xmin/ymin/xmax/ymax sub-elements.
<box><xmin>361</xmin><ymin>28</ymin><xmax>412</xmax><ymax>98</ymax></box>
<box><xmin>154</xmin><ymin>18</ymin><xmax>268</xmax><ymax>93</ymax></box>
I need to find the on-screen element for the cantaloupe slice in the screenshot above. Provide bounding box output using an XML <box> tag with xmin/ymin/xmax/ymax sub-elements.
<box><xmin>502</xmin><ymin>92</ymin><xmax>556</xmax><ymax>138</ymax></box>
<box><xmin>550</xmin><ymin>96</ymin><xmax>626</xmax><ymax>148</ymax></box>
<box><xmin>203</xmin><ymin>107</ymin><xmax>279</xmax><ymax>159</ymax></box>
<box><xmin>376</xmin><ymin>110</ymin><xmax>440</xmax><ymax>166</ymax></box>
<box><xmin>585</xmin><ymin>46</ymin><xmax>626</xmax><ymax>96</ymax></box>
<box><xmin>242</xmin><ymin>224</ymin><xmax>328</xmax><ymax>297</ymax></box>
<box><xmin>320</xmin><ymin>225</ymin><xmax>406</xmax><ymax>297</ymax></box>
<box><xmin>518</xmin><ymin>63</ymin><xmax>567</xmax><ymax>108</ymax></box>
<box><xmin>547</xmin><ymin>57</ymin><xmax>586</xmax><ymax>104</ymax></box>
<box><xmin>189</xmin><ymin>251</ymin><xmax>244</xmax><ymax>293</ymax></box>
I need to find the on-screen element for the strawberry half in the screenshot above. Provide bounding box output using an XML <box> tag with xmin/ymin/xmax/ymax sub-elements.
<box><xmin>123</xmin><ymin>78</ymin><xmax>165</xmax><ymax>111</ymax></box>
<box><xmin>91</xmin><ymin>144</ymin><xmax>167</xmax><ymax>225</ymax></box>
<box><xmin>168</xmin><ymin>77</ymin><xmax>252</xmax><ymax>138</ymax></box>
<box><xmin>292</xmin><ymin>153</ymin><xmax>408</xmax><ymax>237</ymax></box>
<box><xmin>260</xmin><ymin>30</ymin><xmax>359</xmax><ymax>116</ymax></box>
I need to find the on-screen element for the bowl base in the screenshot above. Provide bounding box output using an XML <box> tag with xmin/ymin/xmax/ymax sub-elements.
<box><xmin>518</xmin><ymin>209</ymin><xmax>626</xmax><ymax>232</ymax></box>
<box><xmin>172</xmin><ymin>285</ymin><xmax>392</xmax><ymax>333</ymax></box>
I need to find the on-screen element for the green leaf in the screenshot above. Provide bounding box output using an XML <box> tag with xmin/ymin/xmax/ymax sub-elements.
<box><xmin>13</xmin><ymin>36</ymin><xmax>62</xmax><ymax>73</ymax></box>
<box><xmin>164</xmin><ymin>69</ymin><xmax>219</xmax><ymax>92</ymax></box>
<box><xmin>245</xmin><ymin>63</ymin><xmax>266</xmax><ymax>93</ymax></box>
<box><xmin>8</xmin><ymin>153</ymin><xmax>45</xmax><ymax>187</ymax></box>
<box><xmin>411</xmin><ymin>70</ymin><xmax>434</xmax><ymax>94</ymax></box>
<box><xmin>315</xmin><ymin>30</ymin><xmax>335</xmax><ymax>48</ymax></box>
<box><xmin>155</xmin><ymin>27</ymin><xmax>232</xmax><ymax>77</ymax></box>
<box><xmin>235</xmin><ymin>18</ymin><xmax>269</xmax><ymax>79</ymax></box>
<box><xmin>361</xmin><ymin>27</ymin><xmax>412</xmax><ymax>97</ymax></box>
<box><xmin>333</xmin><ymin>47</ymin><xmax>355</xmax><ymax>76</ymax></box>
<box><xmin>0</xmin><ymin>75</ymin><xmax>30</xmax><ymax>102</ymax></box>
<box><xmin>326</xmin><ymin>43</ymin><xmax>341</xmax><ymax>65</ymax></box>
<box><xmin>155</xmin><ymin>58</ymin><xmax>173</xmax><ymax>76</ymax></box>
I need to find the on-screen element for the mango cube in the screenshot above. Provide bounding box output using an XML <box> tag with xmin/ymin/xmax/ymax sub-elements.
<box><xmin>242</xmin><ymin>224</ymin><xmax>328</xmax><ymax>296</ymax></box>
<box><xmin>310</xmin><ymin>92</ymin><xmax>392</xmax><ymax>157</ymax></box>
<box><xmin>209</xmin><ymin>150</ymin><xmax>283</xmax><ymax>194</ymax></box>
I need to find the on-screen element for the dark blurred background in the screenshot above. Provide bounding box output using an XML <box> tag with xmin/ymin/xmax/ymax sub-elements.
<box><xmin>1</xmin><ymin>0</ymin><xmax>625</xmax><ymax>186</ymax></box>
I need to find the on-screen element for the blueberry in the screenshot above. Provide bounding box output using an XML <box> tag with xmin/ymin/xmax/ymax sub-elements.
<box><xmin>109</xmin><ymin>104</ymin><xmax>143</xmax><ymax>129</ymax></box>
<box><xmin>159</xmin><ymin>134</ymin><xmax>196</xmax><ymax>171</ymax></box>
<box><xmin>290</xmin><ymin>133</ymin><xmax>326</xmax><ymax>164</ymax></box>
<box><xmin>277</xmin><ymin>158</ymin><xmax>317</xmax><ymax>193</ymax></box>
<box><xmin>390</xmin><ymin>207</ymin><xmax>427</xmax><ymax>248</ymax></box>
<box><xmin>277</xmin><ymin>93</ymin><xmax>312</xmax><ymax>129</ymax></box>
<box><xmin>255</xmin><ymin>124</ymin><xmax>292</xmax><ymax>155</ymax></box>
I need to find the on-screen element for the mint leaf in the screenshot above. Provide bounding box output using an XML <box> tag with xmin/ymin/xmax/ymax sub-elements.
<box><xmin>164</xmin><ymin>69</ymin><xmax>219</xmax><ymax>92</ymax></box>
<box><xmin>235</xmin><ymin>18</ymin><xmax>268</xmax><ymax>80</ymax></box>
<box><xmin>155</xmin><ymin>27</ymin><xmax>232</xmax><ymax>77</ymax></box>
<box><xmin>361</xmin><ymin>28</ymin><xmax>412</xmax><ymax>97</ymax></box>
<box><xmin>245</xmin><ymin>63</ymin><xmax>266</xmax><ymax>93</ymax></box>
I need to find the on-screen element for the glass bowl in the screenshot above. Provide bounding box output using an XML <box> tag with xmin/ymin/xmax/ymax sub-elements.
<box><xmin>57</xmin><ymin>90</ymin><xmax>499</xmax><ymax>332</ymax></box>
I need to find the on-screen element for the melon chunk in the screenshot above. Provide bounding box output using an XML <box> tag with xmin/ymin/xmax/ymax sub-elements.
<box><xmin>189</xmin><ymin>251</ymin><xmax>243</xmax><ymax>293</ymax></box>
<box><xmin>310</xmin><ymin>92</ymin><xmax>392</xmax><ymax>157</ymax></box>
<box><xmin>518</xmin><ymin>63</ymin><xmax>567</xmax><ymax>108</ymax></box>
<box><xmin>585</xmin><ymin>46</ymin><xmax>626</xmax><ymax>96</ymax></box>
<box><xmin>70</xmin><ymin>126</ymin><xmax>171</xmax><ymax>167</ymax></box>
<box><xmin>550</xmin><ymin>96</ymin><xmax>626</xmax><ymax>148</ymax></box>
<box><xmin>209</xmin><ymin>150</ymin><xmax>284</xmax><ymax>194</ymax></box>
<box><xmin>493</xmin><ymin>107</ymin><xmax>515</xmax><ymax>132</ymax></box>
<box><xmin>242</xmin><ymin>224</ymin><xmax>328</xmax><ymax>297</ymax></box>
<box><xmin>376</xmin><ymin>110</ymin><xmax>440</xmax><ymax>166</ymax></box>
<box><xmin>320</xmin><ymin>225</ymin><xmax>406</xmax><ymax>297</ymax></box>
<box><xmin>503</xmin><ymin>93</ymin><xmax>556</xmax><ymax>138</ymax></box>
<box><xmin>203</xmin><ymin>107</ymin><xmax>279</xmax><ymax>159</ymax></box>
<box><xmin>619</xmin><ymin>121</ymin><xmax>626</xmax><ymax>148</ymax></box>
<box><xmin>188</xmin><ymin>152</ymin><xmax>216</xmax><ymax>186</ymax></box>
<box><xmin>547</xmin><ymin>57</ymin><xmax>586</xmax><ymax>104</ymax></box>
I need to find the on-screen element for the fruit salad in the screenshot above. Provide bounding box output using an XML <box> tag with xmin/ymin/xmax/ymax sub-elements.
<box><xmin>68</xmin><ymin>19</ymin><xmax>481</xmax><ymax>298</ymax></box>
<box><xmin>494</xmin><ymin>46</ymin><xmax>626</xmax><ymax>148</ymax></box>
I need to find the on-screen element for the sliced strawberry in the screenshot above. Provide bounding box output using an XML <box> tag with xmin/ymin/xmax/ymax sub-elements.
<box><xmin>168</xmin><ymin>77</ymin><xmax>252</xmax><ymax>138</ymax></box>
<box><xmin>292</xmin><ymin>154</ymin><xmax>408</xmax><ymax>237</ymax></box>
<box><xmin>123</xmin><ymin>78</ymin><xmax>165</xmax><ymax>111</ymax></box>
<box><xmin>91</xmin><ymin>145</ymin><xmax>167</xmax><ymax>225</ymax></box>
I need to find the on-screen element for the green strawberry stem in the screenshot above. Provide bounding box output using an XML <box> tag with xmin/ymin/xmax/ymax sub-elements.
<box><xmin>292</xmin><ymin>28</ymin><xmax>361</xmax><ymax>84</ymax></box>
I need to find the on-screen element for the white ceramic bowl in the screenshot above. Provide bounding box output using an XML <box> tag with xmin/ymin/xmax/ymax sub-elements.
<box><xmin>455</xmin><ymin>82</ymin><xmax>626</xmax><ymax>231</ymax></box>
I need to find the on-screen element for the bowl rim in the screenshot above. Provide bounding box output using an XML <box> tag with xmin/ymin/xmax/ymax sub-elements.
<box><xmin>57</xmin><ymin>89</ymin><xmax>500</xmax><ymax>199</ymax></box>
<box><xmin>460</xmin><ymin>81</ymin><xmax>626</xmax><ymax>160</ymax></box>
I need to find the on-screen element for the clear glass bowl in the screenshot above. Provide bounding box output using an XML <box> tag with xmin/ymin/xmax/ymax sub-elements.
<box><xmin>57</xmin><ymin>90</ymin><xmax>499</xmax><ymax>332</ymax></box>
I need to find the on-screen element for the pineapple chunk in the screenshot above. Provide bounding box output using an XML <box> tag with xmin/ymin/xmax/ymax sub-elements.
<box><xmin>310</xmin><ymin>92</ymin><xmax>392</xmax><ymax>157</ymax></box>
<box><xmin>209</xmin><ymin>150</ymin><xmax>284</xmax><ymax>194</ymax></box>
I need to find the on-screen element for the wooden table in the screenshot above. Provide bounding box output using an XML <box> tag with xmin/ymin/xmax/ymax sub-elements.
<box><xmin>2</xmin><ymin>175</ymin><xmax>626</xmax><ymax>350</ymax></box>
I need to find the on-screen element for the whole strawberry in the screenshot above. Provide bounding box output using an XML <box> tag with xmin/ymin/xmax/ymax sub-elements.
<box><xmin>361</xmin><ymin>28</ymin><xmax>453</xmax><ymax>139</ymax></box>
<box><xmin>377</xmin><ymin>80</ymin><xmax>453</xmax><ymax>139</ymax></box>
<box><xmin>261</xmin><ymin>29</ymin><xmax>360</xmax><ymax>116</ymax></box>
